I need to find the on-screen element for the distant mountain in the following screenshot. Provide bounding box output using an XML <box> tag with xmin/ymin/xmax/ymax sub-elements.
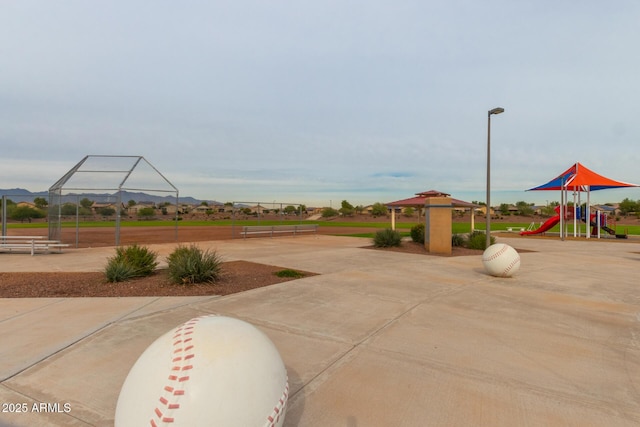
<box><xmin>0</xmin><ymin>188</ymin><xmax>48</xmax><ymax>198</ymax></box>
<box><xmin>0</xmin><ymin>188</ymin><xmax>219</xmax><ymax>206</ymax></box>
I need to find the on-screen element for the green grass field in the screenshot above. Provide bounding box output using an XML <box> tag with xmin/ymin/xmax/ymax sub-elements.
<box><xmin>6</xmin><ymin>218</ymin><xmax>640</xmax><ymax>235</ymax></box>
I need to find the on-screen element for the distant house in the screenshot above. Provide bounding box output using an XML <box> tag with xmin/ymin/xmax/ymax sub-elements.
<box><xmin>127</xmin><ymin>202</ymin><xmax>156</xmax><ymax>215</ymax></box>
<box><xmin>193</xmin><ymin>205</ymin><xmax>212</xmax><ymax>213</ymax></box>
<box><xmin>594</xmin><ymin>204</ymin><xmax>617</xmax><ymax>216</ymax></box>
<box><xmin>476</xmin><ymin>206</ymin><xmax>495</xmax><ymax>216</ymax></box>
<box><xmin>250</xmin><ymin>205</ymin><xmax>267</xmax><ymax>214</ymax></box>
<box><xmin>531</xmin><ymin>205</ymin><xmax>546</xmax><ymax>215</ymax></box>
<box><xmin>91</xmin><ymin>202</ymin><xmax>122</xmax><ymax>215</ymax></box>
<box><xmin>161</xmin><ymin>204</ymin><xmax>179</xmax><ymax>215</ymax></box>
<box><xmin>16</xmin><ymin>201</ymin><xmax>37</xmax><ymax>209</ymax></box>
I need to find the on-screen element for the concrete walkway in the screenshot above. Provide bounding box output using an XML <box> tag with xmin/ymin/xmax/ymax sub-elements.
<box><xmin>0</xmin><ymin>235</ymin><xmax>639</xmax><ymax>426</ymax></box>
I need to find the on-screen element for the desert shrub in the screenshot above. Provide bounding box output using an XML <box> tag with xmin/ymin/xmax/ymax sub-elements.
<box><xmin>116</xmin><ymin>244</ymin><xmax>158</xmax><ymax>276</ymax></box>
<box><xmin>274</xmin><ymin>269</ymin><xmax>305</xmax><ymax>278</ymax></box>
<box><xmin>104</xmin><ymin>244</ymin><xmax>158</xmax><ymax>282</ymax></box>
<box><xmin>322</xmin><ymin>207</ymin><xmax>339</xmax><ymax>218</ymax></box>
<box><xmin>410</xmin><ymin>223</ymin><xmax>425</xmax><ymax>244</ymax></box>
<box><xmin>466</xmin><ymin>231</ymin><xmax>495</xmax><ymax>250</ymax></box>
<box><xmin>373</xmin><ymin>228</ymin><xmax>402</xmax><ymax>247</ymax></box>
<box><xmin>451</xmin><ymin>233</ymin><xmax>465</xmax><ymax>247</ymax></box>
<box><xmin>104</xmin><ymin>259</ymin><xmax>139</xmax><ymax>283</ymax></box>
<box><xmin>167</xmin><ymin>244</ymin><xmax>223</xmax><ymax>284</ymax></box>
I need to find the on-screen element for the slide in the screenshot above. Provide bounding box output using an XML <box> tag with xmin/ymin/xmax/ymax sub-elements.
<box><xmin>520</xmin><ymin>215</ymin><xmax>560</xmax><ymax>236</ymax></box>
<box><xmin>590</xmin><ymin>221</ymin><xmax>616</xmax><ymax>236</ymax></box>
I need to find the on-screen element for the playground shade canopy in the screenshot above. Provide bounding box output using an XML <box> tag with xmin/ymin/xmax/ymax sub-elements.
<box><xmin>526</xmin><ymin>162</ymin><xmax>639</xmax><ymax>192</ymax></box>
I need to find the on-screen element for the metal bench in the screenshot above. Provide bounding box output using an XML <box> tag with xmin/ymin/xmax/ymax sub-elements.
<box><xmin>241</xmin><ymin>224</ymin><xmax>318</xmax><ymax>239</ymax></box>
<box><xmin>0</xmin><ymin>236</ymin><xmax>70</xmax><ymax>256</ymax></box>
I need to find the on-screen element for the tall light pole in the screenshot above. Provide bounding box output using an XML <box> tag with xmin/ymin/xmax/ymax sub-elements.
<box><xmin>486</xmin><ymin>107</ymin><xmax>505</xmax><ymax>248</ymax></box>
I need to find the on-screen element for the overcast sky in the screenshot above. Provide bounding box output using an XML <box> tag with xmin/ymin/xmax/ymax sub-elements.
<box><xmin>1</xmin><ymin>1</ymin><xmax>639</xmax><ymax>206</ymax></box>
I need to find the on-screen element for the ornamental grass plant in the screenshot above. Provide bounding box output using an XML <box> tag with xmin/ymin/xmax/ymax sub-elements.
<box><xmin>104</xmin><ymin>244</ymin><xmax>158</xmax><ymax>282</ymax></box>
<box><xmin>373</xmin><ymin>228</ymin><xmax>402</xmax><ymax>248</ymax></box>
<box><xmin>166</xmin><ymin>244</ymin><xmax>223</xmax><ymax>285</ymax></box>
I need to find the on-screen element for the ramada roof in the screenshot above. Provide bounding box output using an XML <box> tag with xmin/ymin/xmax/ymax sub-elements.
<box><xmin>386</xmin><ymin>190</ymin><xmax>478</xmax><ymax>208</ymax></box>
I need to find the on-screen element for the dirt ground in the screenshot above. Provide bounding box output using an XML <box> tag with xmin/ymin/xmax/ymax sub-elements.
<box><xmin>0</xmin><ymin>261</ymin><xmax>317</xmax><ymax>298</ymax></box>
<box><xmin>7</xmin><ymin>224</ymin><xmax>383</xmax><ymax>248</ymax></box>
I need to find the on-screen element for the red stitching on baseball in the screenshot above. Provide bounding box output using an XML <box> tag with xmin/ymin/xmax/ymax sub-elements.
<box><xmin>483</xmin><ymin>244</ymin><xmax>508</xmax><ymax>262</ymax></box>
<box><xmin>266</xmin><ymin>379</ymin><xmax>289</xmax><ymax>427</ymax></box>
<box><xmin>150</xmin><ymin>317</ymin><xmax>202</xmax><ymax>426</ymax></box>
<box><xmin>503</xmin><ymin>257</ymin><xmax>520</xmax><ymax>276</ymax></box>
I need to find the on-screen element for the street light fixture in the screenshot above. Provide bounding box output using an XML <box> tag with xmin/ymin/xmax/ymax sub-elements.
<box><xmin>486</xmin><ymin>107</ymin><xmax>505</xmax><ymax>248</ymax></box>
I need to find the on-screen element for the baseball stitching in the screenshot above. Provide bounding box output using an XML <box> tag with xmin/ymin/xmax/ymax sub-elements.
<box><xmin>151</xmin><ymin>317</ymin><xmax>201</xmax><ymax>427</ymax></box>
<box><xmin>501</xmin><ymin>257</ymin><xmax>520</xmax><ymax>277</ymax></box>
<box><xmin>265</xmin><ymin>379</ymin><xmax>289</xmax><ymax>427</ymax></box>
<box><xmin>482</xmin><ymin>244</ymin><xmax>508</xmax><ymax>262</ymax></box>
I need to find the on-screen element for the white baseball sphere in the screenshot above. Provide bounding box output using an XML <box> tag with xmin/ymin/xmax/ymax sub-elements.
<box><xmin>115</xmin><ymin>315</ymin><xmax>288</xmax><ymax>427</ymax></box>
<box><xmin>482</xmin><ymin>243</ymin><xmax>521</xmax><ymax>277</ymax></box>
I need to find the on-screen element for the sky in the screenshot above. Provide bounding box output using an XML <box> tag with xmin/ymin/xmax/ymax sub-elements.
<box><xmin>1</xmin><ymin>1</ymin><xmax>639</xmax><ymax>207</ymax></box>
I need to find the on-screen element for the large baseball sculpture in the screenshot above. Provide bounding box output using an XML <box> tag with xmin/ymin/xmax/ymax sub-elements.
<box><xmin>482</xmin><ymin>243</ymin><xmax>521</xmax><ymax>277</ymax></box>
<box><xmin>115</xmin><ymin>315</ymin><xmax>288</xmax><ymax>427</ymax></box>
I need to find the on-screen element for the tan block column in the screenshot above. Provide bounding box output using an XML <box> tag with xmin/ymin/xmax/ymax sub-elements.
<box><xmin>424</xmin><ymin>197</ymin><xmax>452</xmax><ymax>255</ymax></box>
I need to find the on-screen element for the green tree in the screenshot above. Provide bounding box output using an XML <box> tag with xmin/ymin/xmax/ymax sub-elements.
<box><xmin>339</xmin><ymin>200</ymin><xmax>355</xmax><ymax>217</ymax></box>
<box><xmin>403</xmin><ymin>207</ymin><xmax>415</xmax><ymax>217</ymax></box>
<box><xmin>371</xmin><ymin>202</ymin><xmax>387</xmax><ymax>217</ymax></box>
<box><xmin>127</xmin><ymin>200</ymin><xmax>136</xmax><ymax>207</ymax></box>
<box><xmin>61</xmin><ymin>203</ymin><xmax>77</xmax><ymax>216</ymax></box>
<box><xmin>618</xmin><ymin>198</ymin><xmax>638</xmax><ymax>215</ymax></box>
<box><xmin>284</xmin><ymin>205</ymin><xmax>297</xmax><ymax>215</ymax></box>
<box><xmin>98</xmin><ymin>207</ymin><xmax>116</xmax><ymax>216</ymax></box>
<box><xmin>515</xmin><ymin>201</ymin><xmax>534</xmax><ymax>216</ymax></box>
<box><xmin>10</xmin><ymin>206</ymin><xmax>45</xmax><ymax>223</ymax></box>
<box><xmin>539</xmin><ymin>205</ymin><xmax>557</xmax><ymax>217</ymax></box>
<box><xmin>322</xmin><ymin>207</ymin><xmax>339</xmax><ymax>218</ymax></box>
<box><xmin>499</xmin><ymin>203</ymin><xmax>510</xmax><ymax>215</ymax></box>
<box><xmin>33</xmin><ymin>197</ymin><xmax>48</xmax><ymax>209</ymax></box>
<box><xmin>80</xmin><ymin>198</ymin><xmax>94</xmax><ymax>209</ymax></box>
<box><xmin>137</xmin><ymin>207</ymin><xmax>156</xmax><ymax>219</ymax></box>
<box><xmin>0</xmin><ymin>198</ymin><xmax>14</xmax><ymax>205</ymax></box>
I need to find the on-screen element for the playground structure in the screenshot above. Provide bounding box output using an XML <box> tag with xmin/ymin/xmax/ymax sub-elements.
<box><xmin>520</xmin><ymin>204</ymin><xmax>624</xmax><ymax>238</ymax></box>
<box><xmin>524</xmin><ymin>162</ymin><xmax>638</xmax><ymax>240</ymax></box>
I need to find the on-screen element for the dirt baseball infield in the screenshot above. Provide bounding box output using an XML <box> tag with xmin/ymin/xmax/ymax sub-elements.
<box><xmin>7</xmin><ymin>225</ymin><xmax>380</xmax><ymax>248</ymax></box>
